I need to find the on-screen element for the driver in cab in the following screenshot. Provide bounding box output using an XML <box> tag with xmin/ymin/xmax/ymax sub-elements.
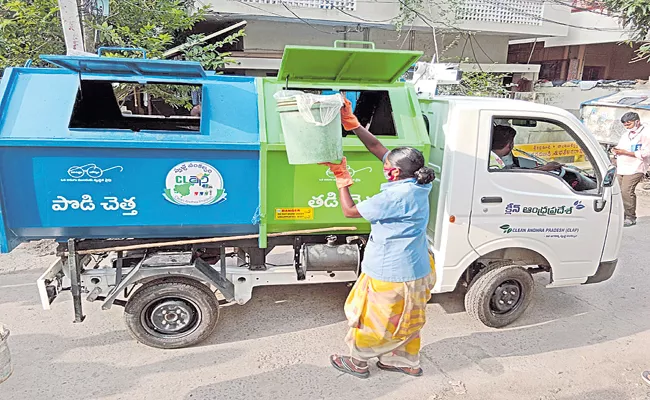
<box><xmin>489</xmin><ymin>124</ymin><xmax>561</xmax><ymax>172</ymax></box>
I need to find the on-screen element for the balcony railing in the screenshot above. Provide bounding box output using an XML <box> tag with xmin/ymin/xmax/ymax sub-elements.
<box><xmin>456</xmin><ymin>0</ymin><xmax>544</xmax><ymax>26</ymax></box>
<box><xmin>238</xmin><ymin>0</ymin><xmax>357</xmax><ymax>11</ymax></box>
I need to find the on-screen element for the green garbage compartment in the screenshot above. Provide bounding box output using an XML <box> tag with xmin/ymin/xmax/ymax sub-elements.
<box><xmin>257</xmin><ymin>41</ymin><xmax>426</xmax><ymax>247</ymax></box>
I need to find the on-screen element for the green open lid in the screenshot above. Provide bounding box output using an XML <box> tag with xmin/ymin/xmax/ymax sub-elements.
<box><xmin>278</xmin><ymin>41</ymin><xmax>422</xmax><ymax>84</ymax></box>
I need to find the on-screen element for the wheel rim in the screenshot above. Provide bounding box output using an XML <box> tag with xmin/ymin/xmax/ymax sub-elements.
<box><xmin>141</xmin><ymin>297</ymin><xmax>202</xmax><ymax>339</ymax></box>
<box><xmin>490</xmin><ymin>279</ymin><xmax>523</xmax><ymax>315</ymax></box>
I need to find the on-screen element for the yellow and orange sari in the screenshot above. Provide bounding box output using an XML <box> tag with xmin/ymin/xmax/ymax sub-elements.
<box><xmin>344</xmin><ymin>256</ymin><xmax>436</xmax><ymax>368</ymax></box>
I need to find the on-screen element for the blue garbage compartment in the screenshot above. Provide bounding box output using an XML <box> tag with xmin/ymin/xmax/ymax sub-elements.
<box><xmin>0</xmin><ymin>55</ymin><xmax>261</xmax><ymax>253</ymax></box>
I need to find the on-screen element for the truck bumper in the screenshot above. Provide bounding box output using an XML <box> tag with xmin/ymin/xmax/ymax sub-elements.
<box><xmin>584</xmin><ymin>259</ymin><xmax>617</xmax><ymax>284</ymax></box>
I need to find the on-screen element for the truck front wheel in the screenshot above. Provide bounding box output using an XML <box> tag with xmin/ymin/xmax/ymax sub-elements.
<box><xmin>124</xmin><ymin>277</ymin><xmax>220</xmax><ymax>349</ymax></box>
<box><xmin>464</xmin><ymin>264</ymin><xmax>534</xmax><ymax>328</ymax></box>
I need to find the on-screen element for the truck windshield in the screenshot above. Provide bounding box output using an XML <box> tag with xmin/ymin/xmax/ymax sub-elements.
<box><xmin>491</xmin><ymin>118</ymin><xmax>599</xmax><ymax>193</ymax></box>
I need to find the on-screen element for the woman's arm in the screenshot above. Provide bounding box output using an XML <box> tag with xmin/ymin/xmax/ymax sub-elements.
<box><xmin>352</xmin><ymin>126</ymin><xmax>389</xmax><ymax>161</ymax></box>
<box><xmin>338</xmin><ymin>186</ymin><xmax>362</xmax><ymax>218</ymax></box>
<box><xmin>340</xmin><ymin>96</ymin><xmax>388</xmax><ymax>161</ymax></box>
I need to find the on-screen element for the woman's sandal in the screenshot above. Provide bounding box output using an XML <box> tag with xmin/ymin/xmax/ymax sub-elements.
<box><xmin>376</xmin><ymin>361</ymin><xmax>423</xmax><ymax>377</ymax></box>
<box><xmin>330</xmin><ymin>355</ymin><xmax>370</xmax><ymax>379</ymax></box>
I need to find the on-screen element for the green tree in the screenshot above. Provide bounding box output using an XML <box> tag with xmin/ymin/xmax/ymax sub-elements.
<box><xmin>0</xmin><ymin>0</ymin><xmax>244</xmax><ymax>68</ymax></box>
<box><xmin>1</xmin><ymin>0</ymin><xmax>245</xmax><ymax>110</ymax></box>
<box><xmin>0</xmin><ymin>0</ymin><xmax>66</xmax><ymax>67</ymax></box>
<box><xmin>93</xmin><ymin>0</ymin><xmax>208</xmax><ymax>59</ymax></box>
<box><xmin>601</xmin><ymin>0</ymin><xmax>650</xmax><ymax>61</ymax></box>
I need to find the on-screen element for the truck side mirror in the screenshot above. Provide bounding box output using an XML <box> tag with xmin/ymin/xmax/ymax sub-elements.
<box><xmin>602</xmin><ymin>165</ymin><xmax>617</xmax><ymax>187</ymax></box>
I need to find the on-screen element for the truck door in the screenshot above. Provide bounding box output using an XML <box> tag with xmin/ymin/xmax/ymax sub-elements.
<box><xmin>469</xmin><ymin>111</ymin><xmax>612</xmax><ymax>285</ymax></box>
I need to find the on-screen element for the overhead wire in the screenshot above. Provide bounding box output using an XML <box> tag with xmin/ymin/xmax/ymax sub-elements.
<box><xmin>471</xmin><ymin>35</ymin><xmax>495</xmax><ymax>63</ymax></box>
<box><xmin>234</xmin><ymin>0</ymin><xmax>400</xmax><ymax>35</ymax></box>
<box><xmin>280</xmin><ymin>3</ymin><xmax>340</xmax><ymax>35</ymax></box>
<box><xmin>546</xmin><ymin>0</ymin><xmax>618</xmax><ymax>17</ymax></box>
<box><xmin>399</xmin><ymin>25</ymin><xmax>414</xmax><ymax>48</ymax></box>
<box><xmin>333</xmin><ymin>7</ymin><xmax>396</xmax><ymax>23</ymax></box>
<box><xmin>231</xmin><ymin>0</ymin><xmax>623</xmax><ymax>69</ymax></box>
<box><xmin>467</xmin><ymin>35</ymin><xmax>483</xmax><ymax>71</ymax></box>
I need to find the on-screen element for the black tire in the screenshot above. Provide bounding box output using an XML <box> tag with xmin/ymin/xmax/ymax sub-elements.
<box><xmin>464</xmin><ymin>264</ymin><xmax>534</xmax><ymax>328</ymax></box>
<box><xmin>124</xmin><ymin>277</ymin><xmax>220</xmax><ymax>349</ymax></box>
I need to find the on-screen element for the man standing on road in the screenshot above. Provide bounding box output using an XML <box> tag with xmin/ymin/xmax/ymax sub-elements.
<box><xmin>613</xmin><ymin>112</ymin><xmax>650</xmax><ymax>227</ymax></box>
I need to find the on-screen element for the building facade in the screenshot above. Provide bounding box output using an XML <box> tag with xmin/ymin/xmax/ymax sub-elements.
<box><xmin>198</xmin><ymin>0</ymin><xmax>573</xmax><ymax>75</ymax></box>
<box><xmin>508</xmin><ymin>1</ymin><xmax>650</xmax><ymax>81</ymax></box>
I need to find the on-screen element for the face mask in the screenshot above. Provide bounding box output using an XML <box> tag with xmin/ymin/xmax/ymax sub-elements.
<box><xmin>500</xmin><ymin>153</ymin><xmax>514</xmax><ymax>166</ymax></box>
<box><xmin>626</xmin><ymin>122</ymin><xmax>640</xmax><ymax>133</ymax></box>
<box><xmin>383</xmin><ymin>167</ymin><xmax>396</xmax><ymax>181</ymax></box>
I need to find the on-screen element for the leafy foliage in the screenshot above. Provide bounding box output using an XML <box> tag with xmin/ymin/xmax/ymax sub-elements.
<box><xmin>438</xmin><ymin>70</ymin><xmax>511</xmax><ymax>97</ymax></box>
<box><xmin>182</xmin><ymin>29</ymin><xmax>246</xmax><ymax>70</ymax></box>
<box><xmin>0</xmin><ymin>0</ymin><xmax>245</xmax><ymax>111</ymax></box>
<box><xmin>92</xmin><ymin>0</ymin><xmax>209</xmax><ymax>59</ymax></box>
<box><xmin>601</xmin><ymin>0</ymin><xmax>650</xmax><ymax>61</ymax></box>
<box><xmin>0</xmin><ymin>0</ymin><xmax>66</xmax><ymax>67</ymax></box>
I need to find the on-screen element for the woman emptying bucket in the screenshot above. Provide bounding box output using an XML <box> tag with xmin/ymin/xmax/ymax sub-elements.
<box><xmin>323</xmin><ymin>96</ymin><xmax>436</xmax><ymax>378</ymax></box>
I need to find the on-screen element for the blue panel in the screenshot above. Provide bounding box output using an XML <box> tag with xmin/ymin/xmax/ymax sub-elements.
<box><xmin>0</xmin><ymin>69</ymin><xmax>260</xmax><ymax>147</ymax></box>
<box><xmin>0</xmin><ymin>62</ymin><xmax>263</xmax><ymax>252</ymax></box>
<box><xmin>0</xmin><ymin>147</ymin><xmax>260</xmax><ymax>243</ymax></box>
<box><xmin>0</xmin><ymin>71</ymin><xmax>79</xmax><ymax>139</ymax></box>
<box><xmin>40</xmin><ymin>55</ymin><xmax>206</xmax><ymax>78</ymax></box>
<box><xmin>204</xmin><ymin>78</ymin><xmax>260</xmax><ymax>143</ymax></box>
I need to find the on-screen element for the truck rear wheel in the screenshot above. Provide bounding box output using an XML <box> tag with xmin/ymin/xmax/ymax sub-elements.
<box><xmin>124</xmin><ymin>277</ymin><xmax>220</xmax><ymax>349</ymax></box>
<box><xmin>464</xmin><ymin>264</ymin><xmax>534</xmax><ymax>328</ymax></box>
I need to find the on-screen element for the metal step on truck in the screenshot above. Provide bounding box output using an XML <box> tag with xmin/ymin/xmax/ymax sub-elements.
<box><xmin>0</xmin><ymin>42</ymin><xmax>622</xmax><ymax>349</ymax></box>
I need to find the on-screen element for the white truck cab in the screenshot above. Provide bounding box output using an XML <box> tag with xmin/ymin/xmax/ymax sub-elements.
<box><xmin>421</xmin><ymin>96</ymin><xmax>623</xmax><ymax>327</ymax></box>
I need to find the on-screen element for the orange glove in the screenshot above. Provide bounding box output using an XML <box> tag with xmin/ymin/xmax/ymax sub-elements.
<box><xmin>321</xmin><ymin>157</ymin><xmax>353</xmax><ymax>189</ymax></box>
<box><xmin>340</xmin><ymin>95</ymin><xmax>360</xmax><ymax>131</ymax></box>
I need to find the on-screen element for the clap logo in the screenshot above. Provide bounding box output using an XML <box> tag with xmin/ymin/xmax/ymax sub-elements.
<box><xmin>163</xmin><ymin>161</ymin><xmax>227</xmax><ymax>206</ymax></box>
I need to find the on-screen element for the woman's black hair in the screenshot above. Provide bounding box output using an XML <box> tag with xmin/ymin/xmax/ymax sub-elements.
<box><xmin>386</xmin><ymin>147</ymin><xmax>435</xmax><ymax>185</ymax></box>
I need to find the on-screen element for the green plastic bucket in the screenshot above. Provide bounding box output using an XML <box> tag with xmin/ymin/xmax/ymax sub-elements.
<box><xmin>0</xmin><ymin>325</ymin><xmax>11</xmax><ymax>384</ymax></box>
<box><xmin>276</xmin><ymin>95</ymin><xmax>343</xmax><ymax>165</ymax></box>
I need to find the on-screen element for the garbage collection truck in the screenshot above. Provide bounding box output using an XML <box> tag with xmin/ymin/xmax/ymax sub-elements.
<box><xmin>0</xmin><ymin>42</ymin><xmax>622</xmax><ymax>349</ymax></box>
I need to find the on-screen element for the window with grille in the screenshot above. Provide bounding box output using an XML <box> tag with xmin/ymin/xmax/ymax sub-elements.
<box><xmin>238</xmin><ymin>0</ymin><xmax>356</xmax><ymax>11</ymax></box>
<box><xmin>456</xmin><ymin>0</ymin><xmax>544</xmax><ymax>26</ymax></box>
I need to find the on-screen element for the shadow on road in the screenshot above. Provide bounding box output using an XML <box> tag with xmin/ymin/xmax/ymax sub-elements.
<box><xmin>204</xmin><ymin>282</ymin><xmax>350</xmax><ymax>346</ymax></box>
<box><xmin>3</xmin><ymin>331</ymin><xmax>244</xmax><ymax>400</ymax></box>
<box><xmin>183</xmin><ymin>363</ymin><xmax>438</xmax><ymax>400</ymax></box>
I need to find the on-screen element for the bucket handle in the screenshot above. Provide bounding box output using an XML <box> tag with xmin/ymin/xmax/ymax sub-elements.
<box><xmin>334</xmin><ymin>40</ymin><xmax>375</xmax><ymax>49</ymax></box>
<box><xmin>97</xmin><ymin>47</ymin><xmax>148</xmax><ymax>59</ymax></box>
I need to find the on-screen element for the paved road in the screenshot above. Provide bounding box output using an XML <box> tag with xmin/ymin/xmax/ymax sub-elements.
<box><xmin>2</xmin><ymin>206</ymin><xmax>650</xmax><ymax>400</ymax></box>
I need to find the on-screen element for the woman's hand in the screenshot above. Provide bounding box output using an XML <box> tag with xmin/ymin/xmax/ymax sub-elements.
<box><xmin>321</xmin><ymin>157</ymin><xmax>353</xmax><ymax>189</ymax></box>
<box><xmin>340</xmin><ymin>97</ymin><xmax>361</xmax><ymax>131</ymax></box>
<box><xmin>321</xmin><ymin>157</ymin><xmax>361</xmax><ymax>218</ymax></box>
